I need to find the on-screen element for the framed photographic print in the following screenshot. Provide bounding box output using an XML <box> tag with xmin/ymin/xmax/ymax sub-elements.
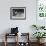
<box><xmin>36</xmin><ymin>0</ymin><xmax>46</xmax><ymax>26</ymax></box>
<box><xmin>10</xmin><ymin>7</ymin><xmax>26</xmax><ymax>20</ymax></box>
<box><xmin>37</xmin><ymin>0</ymin><xmax>46</xmax><ymax>19</ymax></box>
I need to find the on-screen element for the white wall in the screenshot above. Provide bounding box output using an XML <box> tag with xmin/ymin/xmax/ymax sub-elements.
<box><xmin>0</xmin><ymin>0</ymin><xmax>37</xmax><ymax>42</ymax></box>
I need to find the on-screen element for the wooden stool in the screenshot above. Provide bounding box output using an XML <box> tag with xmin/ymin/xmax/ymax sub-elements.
<box><xmin>4</xmin><ymin>33</ymin><xmax>18</xmax><ymax>46</ymax></box>
<box><xmin>21</xmin><ymin>33</ymin><xmax>30</xmax><ymax>46</ymax></box>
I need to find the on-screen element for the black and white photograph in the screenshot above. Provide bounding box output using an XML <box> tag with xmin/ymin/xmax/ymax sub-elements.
<box><xmin>10</xmin><ymin>7</ymin><xmax>26</xmax><ymax>20</ymax></box>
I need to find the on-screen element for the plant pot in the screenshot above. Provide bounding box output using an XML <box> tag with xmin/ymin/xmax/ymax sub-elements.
<box><xmin>40</xmin><ymin>38</ymin><xmax>45</xmax><ymax>43</ymax></box>
<box><xmin>37</xmin><ymin>39</ymin><xmax>45</xmax><ymax>44</ymax></box>
<box><xmin>37</xmin><ymin>39</ymin><xmax>40</xmax><ymax>43</ymax></box>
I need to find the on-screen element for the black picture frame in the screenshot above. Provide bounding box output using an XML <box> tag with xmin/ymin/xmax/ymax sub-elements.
<box><xmin>10</xmin><ymin>7</ymin><xmax>26</xmax><ymax>20</ymax></box>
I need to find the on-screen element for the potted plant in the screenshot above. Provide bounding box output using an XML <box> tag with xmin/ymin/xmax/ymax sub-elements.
<box><xmin>33</xmin><ymin>32</ymin><xmax>46</xmax><ymax>43</ymax></box>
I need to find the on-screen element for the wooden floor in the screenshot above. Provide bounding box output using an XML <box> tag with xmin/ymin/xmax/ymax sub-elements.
<box><xmin>0</xmin><ymin>42</ymin><xmax>46</xmax><ymax>46</ymax></box>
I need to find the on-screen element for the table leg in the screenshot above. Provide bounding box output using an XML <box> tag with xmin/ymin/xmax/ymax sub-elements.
<box><xmin>4</xmin><ymin>34</ymin><xmax>7</xmax><ymax>46</ymax></box>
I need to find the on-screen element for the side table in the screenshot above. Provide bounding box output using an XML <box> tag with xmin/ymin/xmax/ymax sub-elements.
<box><xmin>4</xmin><ymin>33</ymin><xmax>18</xmax><ymax>46</ymax></box>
